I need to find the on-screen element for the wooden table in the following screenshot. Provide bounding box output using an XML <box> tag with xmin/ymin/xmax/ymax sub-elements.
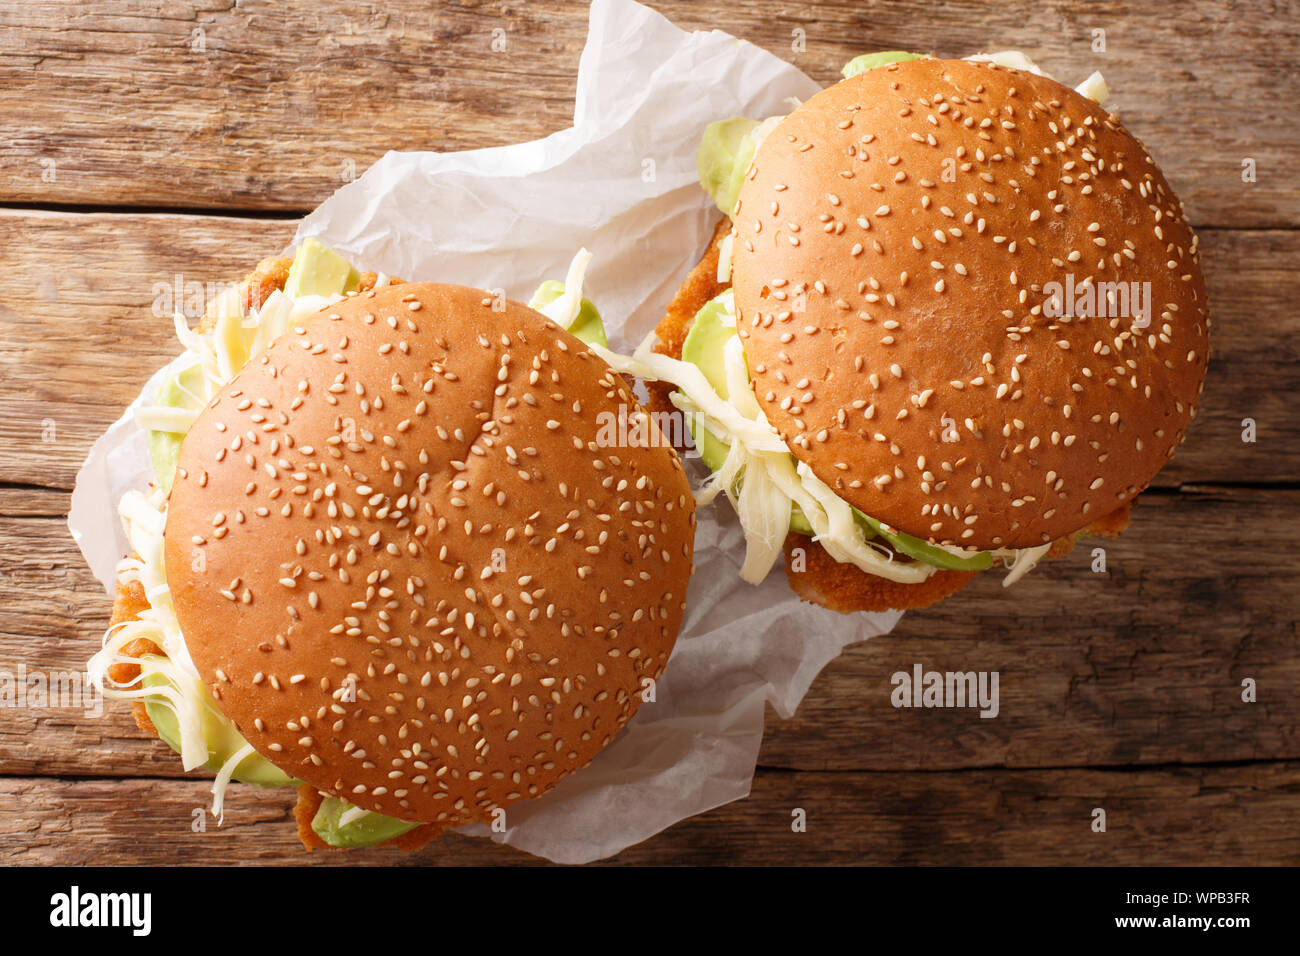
<box><xmin>2</xmin><ymin>0</ymin><xmax>1297</xmax><ymax>865</ymax></box>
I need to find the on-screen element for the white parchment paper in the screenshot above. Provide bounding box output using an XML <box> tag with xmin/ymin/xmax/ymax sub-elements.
<box><xmin>69</xmin><ymin>0</ymin><xmax>902</xmax><ymax>864</ymax></box>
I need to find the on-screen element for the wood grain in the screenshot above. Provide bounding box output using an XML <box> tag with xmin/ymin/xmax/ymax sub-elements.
<box><xmin>0</xmin><ymin>1</ymin><xmax>583</xmax><ymax>211</ymax></box>
<box><xmin>0</xmin><ymin>1</ymin><xmax>1293</xmax><ymax>226</ymax></box>
<box><xmin>1</xmin><ymin>0</ymin><xmax>1296</xmax><ymax>866</ymax></box>
<box><xmin>0</xmin><ymin>211</ymin><xmax>1293</xmax><ymax>490</ymax></box>
<box><xmin>0</xmin><ymin>209</ymin><xmax>297</xmax><ymax>489</ymax></box>
<box><xmin>4</xmin><ymin>762</ymin><xmax>1298</xmax><ymax>865</ymax></box>
<box><xmin>3</xmin><ymin>486</ymin><xmax>1296</xmax><ymax>778</ymax></box>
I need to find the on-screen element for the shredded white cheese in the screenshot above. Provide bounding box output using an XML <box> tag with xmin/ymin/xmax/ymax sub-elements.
<box><xmin>87</xmin><ymin>489</ymin><xmax>213</xmax><ymax>773</ymax></box>
<box><xmin>135</xmin><ymin>290</ymin><xmax>343</xmax><ymax>435</ymax></box>
<box><xmin>211</xmin><ymin>743</ymin><xmax>256</xmax><ymax>825</ymax></box>
<box><xmin>338</xmin><ymin>804</ymin><xmax>374</xmax><ymax>829</ymax></box>
<box><xmin>966</xmin><ymin>50</ymin><xmax>1052</xmax><ymax>76</ymax></box>
<box><xmin>536</xmin><ymin>247</ymin><xmax>593</xmax><ymax>330</ymax></box>
<box><xmin>997</xmin><ymin>542</ymin><xmax>1053</xmax><ymax>587</ymax></box>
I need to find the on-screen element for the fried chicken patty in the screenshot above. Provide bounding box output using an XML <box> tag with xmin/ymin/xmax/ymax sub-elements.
<box><xmin>649</xmin><ymin>219</ymin><xmax>1132</xmax><ymax>613</ymax></box>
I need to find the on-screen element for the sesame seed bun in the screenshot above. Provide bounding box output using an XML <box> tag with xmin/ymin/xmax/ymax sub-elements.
<box><xmin>648</xmin><ymin>219</ymin><xmax>981</xmax><ymax>611</ymax></box>
<box><xmin>164</xmin><ymin>283</ymin><xmax>696</xmax><ymax>829</ymax></box>
<box><xmin>731</xmin><ymin>58</ymin><xmax>1210</xmax><ymax>549</ymax></box>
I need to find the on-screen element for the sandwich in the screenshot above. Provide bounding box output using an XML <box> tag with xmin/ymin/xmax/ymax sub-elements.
<box><xmin>90</xmin><ymin>241</ymin><xmax>696</xmax><ymax>849</ymax></box>
<box><xmin>600</xmin><ymin>50</ymin><xmax>1209</xmax><ymax>613</ymax></box>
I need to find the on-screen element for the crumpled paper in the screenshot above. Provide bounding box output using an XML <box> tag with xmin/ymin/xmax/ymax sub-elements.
<box><xmin>69</xmin><ymin>0</ymin><xmax>902</xmax><ymax>864</ymax></box>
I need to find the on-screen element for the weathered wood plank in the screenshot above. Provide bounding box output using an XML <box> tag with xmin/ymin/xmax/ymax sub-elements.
<box><xmin>2</xmin><ymin>0</ymin><xmax>1293</xmax><ymax>869</ymax></box>
<box><xmin>0</xmin><ymin>1</ymin><xmax>1293</xmax><ymax>225</ymax></box>
<box><xmin>660</xmin><ymin>0</ymin><xmax>1300</xmax><ymax>228</ymax></box>
<box><xmin>0</xmin><ymin>211</ymin><xmax>1293</xmax><ymax>489</ymax></box>
<box><xmin>0</xmin><ymin>210</ymin><xmax>297</xmax><ymax>488</ymax></box>
<box><xmin>3</xmin><ymin>487</ymin><xmax>1296</xmax><ymax>777</ymax></box>
<box><xmin>3</xmin><ymin>762</ymin><xmax>1297</xmax><ymax>864</ymax></box>
<box><xmin>0</xmin><ymin>485</ymin><xmax>66</xmax><ymax>517</ymax></box>
<box><xmin>0</xmin><ymin>0</ymin><xmax>584</xmax><ymax>210</ymax></box>
<box><xmin>763</xmin><ymin>486</ymin><xmax>1300</xmax><ymax>772</ymax></box>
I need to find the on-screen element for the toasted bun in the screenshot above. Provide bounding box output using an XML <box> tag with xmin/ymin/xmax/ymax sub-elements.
<box><xmin>732</xmin><ymin>58</ymin><xmax>1209</xmax><ymax>549</ymax></box>
<box><xmin>649</xmin><ymin>220</ymin><xmax>980</xmax><ymax>611</ymax></box>
<box><xmin>164</xmin><ymin>283</ymin><xmax>695</xmax><ymax>829</ymax></box>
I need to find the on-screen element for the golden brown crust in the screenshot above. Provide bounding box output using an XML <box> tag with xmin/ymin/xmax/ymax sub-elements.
<box><xmin>1086</xmin><ymin>499</ymin><xmax>1133</xmax><ymax>538</ymax></box>
<box><xmin>732</xmin><ymin>58</ymin><xmax>1210</xmax><ymax>550</ymax></box>
<box><xmin>130</xmin><ymin>700</ymin><xmax>157</xmax><ymax>736</ymax></box>
<box><xmin>106</xmin><ymin>578</ymin><xmax>156</xmax><ymax>686</ymax></box>
<box><xmin>383</xmin><ymin>820</ymin><xmax>442</xmax><ymax>852</ymax></box>
<box><xmin>791</xmin><ymin>500</ymin><xmax>1132</xmax><ymax>612</ymax></box>
<box><xmin>356</xmin><ymin>271</ymin><xmax>396</xmax><ymax>295</ymax></box>
<box><xmin>166</xmin><ymin>282</ymin><xmax>697</xmax><ymax>826</ymax></box>
<box><xmin>109</xmin><ymin>576</ymin><xmax>150</xmax><ymax>627</ymax></box>
<box><xmin>239</xmin><ymin>256</ymin><xmax>292</xmax><ymax>317</ymax></box>
<box><xmin>784</xmin><ymin>534</ymin><xmax>978</xmax><ymax>612</ymax></box>
<box><xmin>106</xmin><ymin>576</ymin><xmax>162</xmax><ymax>734</ymax></box>
<box><xmin>1047</xmin><ymin>499</ymin><xmax>1133</xmax><ymax>560</ymax></box>
<box><xmin>294</xmin><ymin>785</ymin><xmax>329</xmax><ymax>851</ymax></box>
<box><xmin>653</xmin><ymin>218</ymin><xmax>732</xmax><ymax>360</ymax></box>
<box><xmin>646</xmin><ymin>218</ymin><xmax>732</xmax><ymax>423</ymax></box>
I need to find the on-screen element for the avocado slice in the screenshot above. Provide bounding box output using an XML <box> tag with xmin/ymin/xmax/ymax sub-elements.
<box><xmin>140</xmin><ymin>657</ymin><xmax>297</xmax><ymax>788</ymax></box>
<box><xmin>311</xmin><ymin>796</ymin><xmax>419</xmax><ymax>849</ymax></box>
<box><xmin>841</xmin><ymin>51</ymin><xmax>931</xmax><ymax>79</ymax></box>
<box><xmin>679</xmin><ymin>293</ymin><xmax>734</xmax><ymax>472</ymax></box>
<box><xmin>146</xmin><ymin>362</ymin><xmax>205</xmax><ymax>494</ymax></box>
<box><xmin>528</xmin><ymin>280</ymin><xmax>609</xmax><ymax>348</ymax></box>
<box><xmin>283</xmin><ymin>238</ymin><xmax>361</xmax><ymax>299</ymax></box>
<box><xmin>697</xmin><ymin>116</ymin><xmax>761</xmax><ymax>216</ymax></box>
<box><xmin>857</xmin><ymin>514</ymin><xmax>994</xmax><ymax>572</ymax></box>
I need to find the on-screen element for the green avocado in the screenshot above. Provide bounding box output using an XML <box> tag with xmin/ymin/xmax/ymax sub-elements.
<box><xmin>283</xmin><ymin>237</ymin><xmax>361</xmax><ymax>299</ymax></box>
<box><xmin>140</xmin><ymin>657</ymin><xmax>297</xmax><ymax>788</ymax></box>
<box><xmin>678</xmin><ymin>293</ymin><xmax>994</xmax><ymax>569</ymax></box>
<box><xmin>679</xmin><ymin>293</ymin><xmax>734</xmax><ymax>472</ymax></box>
<box><xmin>528</xmin><ymin>280</ymin><xmax>609</xmax><ymax>348</ymax></box>
<box><xmin>841</xmin><ymin>51</ymin><xmax>931</xmax><ymax>79</ymax></box>
<box><xmin>857</xmin><ymin>514</ymin><xmax>994</xmax><ymax>572</ymax></box>
<box><xmin>311</xmin><ymin>796</ymin><xmax>419</xmax><ymax>849</ymax></box>
<box><xmin>146</xmin><ymin>362</ymin><xmax>205</xmax><ymax>494</ymax></box>
<box><xmin>697</xmin><ymin>116</ymin><xmax>761</xmax><ymax>216</ymax></box>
